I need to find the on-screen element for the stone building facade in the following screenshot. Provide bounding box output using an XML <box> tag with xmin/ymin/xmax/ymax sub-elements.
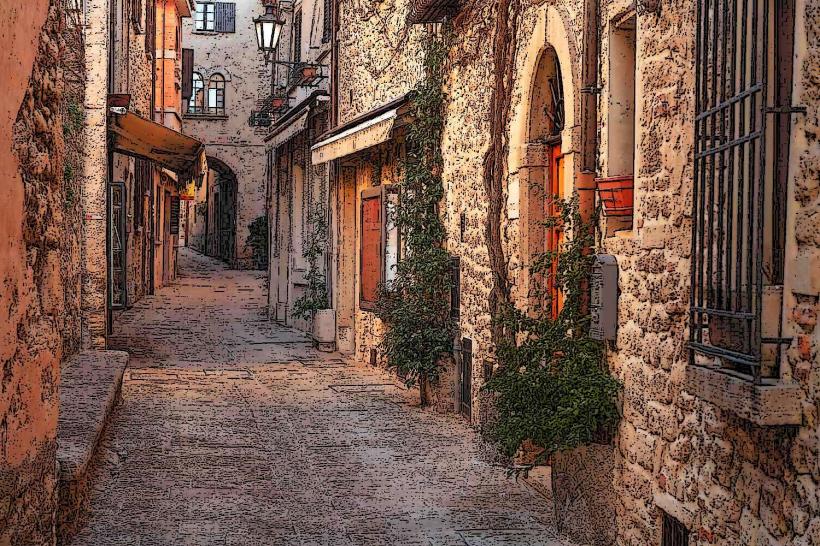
<box><xmin>0</xmin><ymin>1</ymin><xmax>84</xmax><ymax>542</ymax></box>
<box><xmin>264</xmin><ymin>0</ymin><xmax>333</xmax><ymax>332</ymax></box>
<box><xmin>182</xmin><ymin>0</ymin><xmax>269</xmax><ymax>269</ymax></box>
<box><xmin>327</xmin><ymin>0</ymin><xmax>820</xmax><ymax>544</ymax></box>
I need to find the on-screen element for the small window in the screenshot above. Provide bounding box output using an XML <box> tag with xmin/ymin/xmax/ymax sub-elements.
<box><xmin>661</xmin><ymin>513</ymin><xmax>689</xmax><ymax>546</ymax></box>
<box><xmin>194</xmin><ymin>2</ymin><xmax>215</xmax><ymax>31</ymax></box>
<box><xmin>188</xmin><ymin>72</ymin><xmax>204</xmax><ymax>114</ymax></box>
<box><xmin>207</xmin><ymin>74</ymin><xmax>226</xmax><ymax>116</ymax></box>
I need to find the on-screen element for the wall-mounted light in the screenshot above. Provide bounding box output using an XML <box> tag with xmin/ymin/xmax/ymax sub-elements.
<box><xmin>253</xmin><ymin>3</ymin><xmax>285</xmax><ymax>58</ymax></box>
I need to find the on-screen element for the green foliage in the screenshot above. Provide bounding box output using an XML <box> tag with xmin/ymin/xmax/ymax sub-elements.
<box><xmin>291</xmin><ymin>204</ymin><xmax>330</xmax><ymax>320</ymax></box>
<box><xmin>64</xmin><ymin>101</ymin><xmax>84</xmax><ymax>137</ymax></box>
<box><xmin>484</xmin><ymin>197</ymin><xmax>621</xmax><ymax>466</ymax></box>
<box><xmin>375</xmin><ymin>34</ymin><xmax>453</xmax><ymax>402</ymax></box>
<box><xmin>246</xmin><ymin>215</ymin><xmax>268</xmax><ymax>270</ymax></box>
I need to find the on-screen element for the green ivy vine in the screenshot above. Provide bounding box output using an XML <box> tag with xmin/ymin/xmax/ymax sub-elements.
<box><xmin>375</xmin><ymin>33</ymin><xmax>453</xmax><ymax>405</ymax></box>
<box><xmin>291</xmin><ymin>203</ymin><xmax>329</xmax><ymax>320</ymax></box>
<box><xmin>484</xmin><ymin>197</ymin><xmax>621</xmax><ymax>468</ymax></box>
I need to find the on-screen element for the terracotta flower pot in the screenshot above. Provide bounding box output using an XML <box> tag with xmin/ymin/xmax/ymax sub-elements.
<box><xmin>301</xmin><ymin>66</ymin><xmax>318</xmax><ymax>81</ymax></box>
<box><xmin>270</xmin><ymin>97</ymin><xmax>285</xmax><ymax>109</ymax></box>
<box><xmin>596</xmin><ymin>175</ymin><xmax>634</xmax><ymax>217</ymax></box>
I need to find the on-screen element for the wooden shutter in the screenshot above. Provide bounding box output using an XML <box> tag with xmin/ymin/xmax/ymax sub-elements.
<box><xmin>214</xmin><ymin>2</ymin><xmax>236</xmax><ymax>33</ymax></box>
<box><xmin>169</xmin><ymin>196</ymin><xmax>181</xmax><ymax>235</ymax></box>
<box><xmin>322</xmin><ymin>0</ymin><xmax>332</xmax><ymax>43</ymax></box>
<box><xmin>145</xmin><ymin>0</ymin><xmax>155</xmax><ymax>54</ymax></box>
<box><xmin>293</xmin><ymin>11</ymin><xmax>302</xmax><ymax>63</ymax></box>
<box><xmin>181</xmin><ymin>48</ymin><xmax>194</xmax><ymax>100</ymax></box>
<box><xmin>360</xmin><ymin>189</ymin><xmax>382</xmax><ymax>309</ymax></box>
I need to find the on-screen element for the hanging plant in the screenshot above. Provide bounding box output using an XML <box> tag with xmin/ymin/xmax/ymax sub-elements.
<box><xmin>484</xmin><ymin>197</ymin><xmax>621</xmax><ymax>469</ymax></box>
<box><xmin>375</xmin><ymin>32</ymin><xmax>453</xmax><ymax>405</ymax></box>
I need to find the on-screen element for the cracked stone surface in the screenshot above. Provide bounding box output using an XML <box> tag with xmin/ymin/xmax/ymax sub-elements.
<box><xmin>71</xmin><ymin>249</ymin><xmax>569</xmax><ymax>546</ymax></box>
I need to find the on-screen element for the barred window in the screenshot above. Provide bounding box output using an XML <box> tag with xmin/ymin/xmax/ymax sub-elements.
<box><xmin>690</xmin><ymin>0</ymin><xmax>796</xmax><ymax>381</ymax></box>
<box><xmin>207</xmin><ymin>74</ymin><xmax>226</xmax><ymax>116</ymax></box>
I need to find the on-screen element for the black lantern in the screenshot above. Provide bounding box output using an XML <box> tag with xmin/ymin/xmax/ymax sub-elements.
<box><xmin>254</xmin><ymin>3</ymin><xmax>285</xmax><ymax>56</ymax></box>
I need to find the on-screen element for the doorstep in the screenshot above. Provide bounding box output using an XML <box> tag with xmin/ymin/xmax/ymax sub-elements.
<box><xmin>56</xmin><ymin>350</ymin><xmax>129</xmax><ymax>541</ymax></box>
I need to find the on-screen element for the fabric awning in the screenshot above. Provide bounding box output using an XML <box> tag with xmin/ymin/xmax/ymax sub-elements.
<box><xmin>109</xmin><ymin>110</ymin><xmax>206</xmax><ymax>184</ymax></box>
<box><xmin>311</xmin><ymin>109</ymin><xmax>398</xmax><ymax>164</ymax></box>
<box><xmin>267</xmin><ymin>110</ymin><xmax>309</xmax><ymax>150</ymax></box>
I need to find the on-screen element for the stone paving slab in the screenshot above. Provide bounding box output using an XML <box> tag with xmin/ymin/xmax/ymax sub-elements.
<box><xmin>69</xmin><ymin>249</ymin><xmax>572</xmax><ymax>546</ymax></box>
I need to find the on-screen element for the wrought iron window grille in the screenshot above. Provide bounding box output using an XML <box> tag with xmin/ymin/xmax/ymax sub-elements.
<box><xmin>689</xmin><ymin>0</ymin><xmax>800</xmax><ymax>383</ymax></box>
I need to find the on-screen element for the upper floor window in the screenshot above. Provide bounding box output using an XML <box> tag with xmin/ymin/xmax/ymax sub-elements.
<box><xmin>293</xmin><ymin>10</ymin><xmax>303</xmax><ymax>64</ymax></box>
<box><xmin>207</xmin><ymin>74</ymin><xmax>226</xmax><ymax>116</ymax></box>
<box><xmin>194</xmin><ymin>2</ymin><xmax>236</xmax><ymax>32</ymax></box>
<box><xmin>690</xmin><ymin>0</ymin><xmax>796</xmax><ymax>381</ymax></box>
<box><xmin>188</xmin><ymin>72</ymin><xmax>204</xmax><ymax>114</ymax></box>
<box><xmin>194</xmin><ymin>2</ymin><xmax>215</xmax><ymax>31</ymax></box>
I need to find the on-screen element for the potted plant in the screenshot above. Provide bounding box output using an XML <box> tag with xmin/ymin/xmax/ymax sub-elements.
<box><xmin>595</xmin><ymin>175</ymin><xmax>634</xmax><ymax>217</ymax></box>
<box><xmin>291</xmin><ymin>204</ymin><xmax>334</xmax><ymax>351</ymax></box>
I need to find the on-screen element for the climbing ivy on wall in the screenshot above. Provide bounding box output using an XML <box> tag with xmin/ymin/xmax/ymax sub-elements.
<box><xmin>375</xmin><ymin>33</ymin><xmax>453</xmax><ymax>405</ymax></box>
<box><xmin>484</xmin><ymin>198</ymin><xmax>621</xmax><ymax>467</ymax></box>
<box><xmin>292</xmin><ymin>203</ymin><xmax>330</xmax><ymax>320</ymax></box>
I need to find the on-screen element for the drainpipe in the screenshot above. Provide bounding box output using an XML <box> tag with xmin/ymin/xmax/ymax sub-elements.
<box><xmin>580</xmin><ymin>0</ymin><xmax>600</xmax><ymax>175</ymax></box>
<box><xmin>578</xmin><ymin>0</ymin><xmax>600</xmax><ymax>233</ymax></box>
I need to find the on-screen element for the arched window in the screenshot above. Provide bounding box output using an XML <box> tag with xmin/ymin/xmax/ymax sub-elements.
<box><xmin>207</xmin><ymin>74</ymin><xmax>226</xmax><ymax>116</ymax></box>
<box><xmin>527</xmin><ymin>47</ymin><xmax>566</xmax><ymax>318</ymax></box>
<box><xmin>188</xmin><ymin>72</ymin><xmax>204</xmax><ymax>114</ymax></box>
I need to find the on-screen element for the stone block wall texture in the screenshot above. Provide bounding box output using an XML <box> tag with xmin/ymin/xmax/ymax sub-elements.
<box><xmin>0</xmin><ymin>1</ymin><xmax>83</xmax><ymax>543</ymax></box>
<box><xmin>182</xmin><ymin>0</ymin><xmax>269</xmax><ymax>269</ymax></box>
<box><xmin>335</xmin><ymin>0</ymin><xmax>820</xmax><ymax>545</ymax></box>
<box><xmin>598</xmin><ymin>1</ymin><xmax>820</xmax><ymax>545</ymax></box>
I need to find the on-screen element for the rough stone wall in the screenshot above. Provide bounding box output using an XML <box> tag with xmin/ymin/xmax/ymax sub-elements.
<box><xmin>599</xmin><ymin>1</ymin><xmax>820</xmax><ymax>545</ymax></box>
<box><xmin>182</xmin><ymin>0</ymin><xmax>268</xmax><ymax>269</ymax></box>
<box><xmin>336</xmin><ymin>0</ymin><xmax>427</xmax><ymax>123</ymax></box>
<box><xmin>0</xmin><ymin>1</ymin><xmax>83</xmax><ymax>542</ymax></box>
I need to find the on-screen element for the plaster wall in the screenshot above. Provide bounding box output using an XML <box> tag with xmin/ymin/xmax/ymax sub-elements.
<box><xmin>0</xmin><ymin>2</ymin><xmax>83</xmax><ymax>542</ymax></box>
<box><xmin>182</xmin><ymin>0</ymin><xmax>269</xmax><ymax>268</ymax></box>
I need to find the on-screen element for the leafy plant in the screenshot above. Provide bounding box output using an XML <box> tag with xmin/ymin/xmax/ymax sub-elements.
<box><xmin>63</xmin><ymin>100</ymin><xmax>84</xmax><ymax>137</ymax></box>
<box><xmin>246</xmin><ymin>215</ymin><xmax>268</xmax><ymax>270</ymax></box>
<box><xmin>484</xmin><ymin>197</ymin><xmax>621</xmax><ymax>467</ymax></box>
<box><xmin>375</xmin><ymin>34</ymin><xmax>453</xmax><ymax>405</ymax></box>
<box><xmin>292</xmin><ymin>203</ymin><xmax>330</xmax><ymax>320</ymax></box>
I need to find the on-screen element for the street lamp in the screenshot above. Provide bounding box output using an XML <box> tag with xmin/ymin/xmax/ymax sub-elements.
<box><xmin>254</xmin><ymin>2</ymin><xmax>285</xmax><ymax>59</ymax></box>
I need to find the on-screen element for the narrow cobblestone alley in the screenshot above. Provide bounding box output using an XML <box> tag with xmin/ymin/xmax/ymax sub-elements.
<box><xmin>71</xmin><ymin>249</ymin><xmax>567</xmax><ymax>546</ymax></box>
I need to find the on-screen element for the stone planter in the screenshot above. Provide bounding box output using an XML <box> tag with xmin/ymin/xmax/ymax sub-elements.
<box><xmin>313</xmin><ymin>309</ymin><xmax>336</xmax><ymax>352</ymax></box>
<box><xmin>552</xmin><ymin>443</ymin><xmax>617</xmax><ymax>546</ymax></box>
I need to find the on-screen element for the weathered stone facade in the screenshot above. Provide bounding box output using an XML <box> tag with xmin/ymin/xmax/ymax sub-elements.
<box><xmin>0</xmin><ymin>1</ymin><xmax>84</xmax><ymax>542</ymax></box>
<box><xmin>331</xmin><ymin>0</ymin><xmax>820</xmax><ymax>544</ymax></box>
<box><xmin>182</xmin><ymin>0</ymin><xmax>269</xmax><ymax>269</ymax></box>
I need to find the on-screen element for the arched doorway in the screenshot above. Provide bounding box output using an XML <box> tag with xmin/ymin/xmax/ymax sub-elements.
<box><xmin>206</xmin><ymin>157</ymin><xmax>237</xmax><ymax>266</ymax></box>
<box><xmin>528</xmin><ymin>46</ymin><xmax>566</xmax><ymax>317</ymax></box>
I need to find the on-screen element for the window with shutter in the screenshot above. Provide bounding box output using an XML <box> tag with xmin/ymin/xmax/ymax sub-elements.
<box><xmin>194</xmin><ymin>2</ymin><xmax>215</xmax><ymax>31</ymax></box>
<box><xmin>145</xmin><ymin>0</ymin><xmax>155</xmax><ymax>53</ymax></box>
<box><xmin>322</xmin><ymin>0</ymin><xmax>332</xmax><ymax>43</ymax></box>
<box><xmin>181</xmin><ymin>49</ymin><xmax>194</xmax><ymax>101</ymax></box>
<box><xmin>214</xmin><ymin>2</ymin><xmax>236</xmax><ymax>33</ymax></box>
<box><xmin>293</xmin><ymin>10</ymin><xmax>302</xmax><ymax>64</ymax></box>
<box><xmin>360</xmin><ymin>188</ymin><xmax>383</xmax><ymax>310</ymax></box>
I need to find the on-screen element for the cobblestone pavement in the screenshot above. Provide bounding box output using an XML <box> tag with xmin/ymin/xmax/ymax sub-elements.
<box><xmin>72</xmin><ymin>249</ymin><xmax>569</xmax><ymax>546</ymax></box>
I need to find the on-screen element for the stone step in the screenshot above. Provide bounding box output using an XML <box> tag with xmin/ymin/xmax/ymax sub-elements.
<box><xmin>56</xmin><ymin>350</ymin><xmax>129</xmax><ymax>542</ymax></box>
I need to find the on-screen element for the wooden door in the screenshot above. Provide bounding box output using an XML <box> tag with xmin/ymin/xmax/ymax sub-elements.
<box><xmin>545</xmin><ymin>145</ymin><xmax>564</xmax><ymax>318</ymax></box>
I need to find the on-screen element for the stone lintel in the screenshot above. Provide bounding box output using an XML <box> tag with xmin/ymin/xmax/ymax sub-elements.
<box><xmin>653</xmin><ymin>491</ymin><xmax>696</xmax><ymax>529</ymax></box>
<box><xmin>684</xmin><ymin>365</ymin><xmax>803</xmax><ymax>426</ymax></box>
